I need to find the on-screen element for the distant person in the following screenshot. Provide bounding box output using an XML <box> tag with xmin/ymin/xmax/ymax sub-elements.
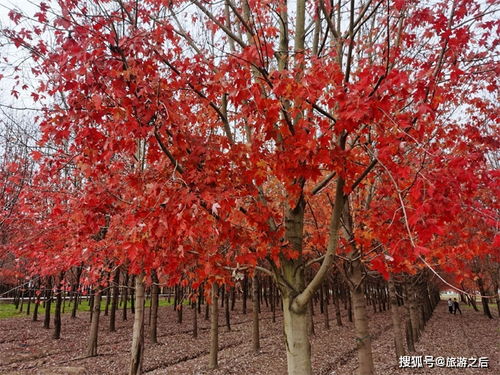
<box><xmin>448</xmin><ymin>298</ymin><xmax>454</xmax><ymax>314</ymax></box>
<box><xmin>453</xmin><ymin>298</ymin><xmax>462</xmax><ymax>315</ymax></box>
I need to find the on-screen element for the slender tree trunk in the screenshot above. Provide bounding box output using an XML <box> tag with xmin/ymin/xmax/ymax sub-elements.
<box><xmin>252</xmin><ymin>277</ymin><xmax>260</xmax><ymax>352</ymax></box>
<box><xmin>333</xmin><ymin>284</ymin><xmax>342</xmax><ymax>326</ymax></box>
<box><xmin>33</xmin><ymin>291</ymin><xmax>40</xmax><ymax>322</ymax></box>
<box><xmin>230</xmin><ymin>286</ymin><xmax>236</xmax><ymax>311</ymax></box>
<box><xmin>149</xmin><ymin>273</ymin><xmax>159</xmax><ymax>343</ymax></box>
<box><xmin>71</xmin><ymin>266</ymin><xmax>83</xmax><ymax>319</ymax></box>
<box><xmin>104</xmin><ymin>282</ymin><xmax>111</xmax><ymax>316</ymax></box>
<box><xmin>43</xmin><ymin>286</ymin><xmax>52</xmax><ymax>329</ymax></box>
<box><xmin>53</xmin><ymin>273</ymin><xmax>64</xmax><ymax>339</ymax></box>
<box><xmin>389</xmin><ymin>276</ymin><xmax>405</xmax><ymax>359</ymax></box>
<box><xmin>408</xmin><ymin>283</ymin><xmax>421</xmax><ymax>342</ymax></box>
<box><xmin>270</xmin><ymin>282</ymin><xmax>276</xmax><ymax>323</ymax></box>
<box><xmin>225</xmin><ymin>286</ymin><xmax>231</xmax><ymax>331</ymax></box>
<box><xmin>86</xmin><ymin>287</ymin><xmax>101</xmax><ymax>357</ymax></box>
<box><xmin>209</xmin><ymin>283</ymin><xmax>219</xmax><ymax>369</ymax></box>
<box><xmin>323</xmin><ymin>283</ymin><xmax>330</xmax><ymax>329</ymax></box>
<box><xmin>129</xmin><ymin>274</ymin><xmax>145</xmax><ymax>375</ymax></box>
<box><xmin>347</xmin><ymin>289</ymin><xmax>353</xmax><ymax>323</ymax></box>
<box><xmin>110</xmin><ymin>269</ymin><xmax>120</xmax><ymax>332</ymax></box>
<box><xmin>349</xmin><ymin>260</ymin><xmax>375</xmax><ymax>375</ymax></box>
<box><xmin>477</xmin><ymin>277</ymin><xmax>493</xmax><ymax>319</ymax></box>
<box><xmin>89</xmin><ymin>292</ymin><xmax>95</xmax><ymax>323</ymax></box>
<box><xmin>123</xmin><ymin>272</ymin><xmax>129</xmax><ymax>321</ymax></box>
<box><xmin>242</xmin><ymin>275</ymin><xmax>248</xmax><ymax>314</ymax></box>
<box><xmin>130</xmin><ymin>276</ymin><xmax>136</xmax><ymax>315</ymax></box>
<box><xmin>492</xmin><ymin>278</ymin><xmax>500</xmax><ymax>318</ymax></box>
<box><xmin>192</xmin><ymin>302</ymin><xmax>198</xmax><ymax>338</ymax></box>
<box><xmin>26</xmin><ymin>289</ymin><xmax>32</xmax><ymax>316</ymax></box>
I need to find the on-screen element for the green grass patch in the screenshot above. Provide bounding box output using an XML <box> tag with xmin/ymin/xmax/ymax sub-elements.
<box><xmin>0</xmin><ymin>296</ymin><xmax>176</xmax><ymax>319</ymax></box>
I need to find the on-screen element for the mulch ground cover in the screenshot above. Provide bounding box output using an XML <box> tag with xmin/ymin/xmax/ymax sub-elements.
<box><xmin>0</xmin><ymin>301</ymin><xmax>497</xmax><ymax>374</ymax></box>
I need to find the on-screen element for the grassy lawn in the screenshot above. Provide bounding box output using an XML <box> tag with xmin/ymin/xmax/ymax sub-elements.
<box><xmin>0</xmin><ymin>297</ymin><xmax>175</xmax><ymax>319</ymax></box>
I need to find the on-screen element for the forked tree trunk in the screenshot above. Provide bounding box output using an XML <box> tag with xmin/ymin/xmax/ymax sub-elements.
<box><xmin>252</xmin><ymin>277</ymin><xmax>260</xmax><ymax>352</ymax></box>
<box><xmin>87</xmin><ymin>287</ymin><xmax>101</xmax><ymax>357</ymax></box>
<box><xmin>129</xmin><ymin>274</ymin><xmax>145</xmax><ymax>375</ymax></box>
<box><xmin>283</xmin><ymin>296</ymin><xmax>311</xmax><ymax>375</ymax></box>
<box><xmin>350</xmin><ymin>260</ymin><xmax>375</xmax><ymax>375</ymax></box>
<box><xmin>209</xmin><ymin>283</ymin><xmax>219</xmax><ymax>369</ymax></box>
<box><xmin>388</xmin><ymin>276</ymin><xmax>405</xmax><ymax>359</ymax></box>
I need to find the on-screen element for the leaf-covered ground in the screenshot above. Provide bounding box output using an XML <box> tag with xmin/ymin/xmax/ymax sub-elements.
<box><xmin>0</xmin><ymin>300</ymin><xmax>497</xmax><ymax>374</ymax></box>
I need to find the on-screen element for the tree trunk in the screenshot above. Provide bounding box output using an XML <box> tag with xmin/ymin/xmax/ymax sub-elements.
<box><xmin>53</xmin><ymin>274</ymin><xmax>63</xmax><ymax>339</ymax></box>
<box><xmin>110</xmin><ymin>269</ymin><xmax>120</xmax><ymax>332</ymax></box>
<box><xmin>130</xmin><ymin>276</ymin><xmax>136</xmax><ymax>315</ymax></box>
<box><xmin>477</xmin><ymin>277</ymin><xmax>493</xmax><ymax>319</ymax></box>
<box><xmin>388</xmin><ymin>276</ymin><xmax>405</xmax><ymax>359</ymax></box>
<box><xmin>408</xmin><ymin>283</ymin><xmax>420</xmax><ymax>343</ymax></box>
<box><xmin>192</xmin><ymin>302</ymin><xmax>198</xmax><ymax>338</ymax></box>
<box><xmin>492</xmin><ymin>278</ymin><xmax>500</xmax><ymax>318</ymax></box>
<box><xmin>283</xmin><ymin>296</ymin><xmax>312</xmax><ymax>375</ymax></box>
<box><xmin>323</xmin><ymin>283</ymin><xmax>330</xmax><ymax>329</ymax></box>
<box><xmin>209</xmin><ymin>283</ymin><xmax>219</xmax><ymax>369</ymax></box>
<box><xmin>149</xmin><ymin>273</ymin><xmax>159</xmax><ymax>343</ymax></box>
<box><xmin>43</xmin><ymin>287</ymin><xmax>52</xmax><ymax>329</ymax></box>
<box><xmin>252</xmin><ymin>277</ymin><xmax>260</xmax><ymax>352</ymax></box>
<box><xmin>71</xmin><ymin>266</ymin><xmax>83</xmax><ymax>319</ymax></box>
<box><xmin>129</xmin><ymin>274</ymin><xmax>145</xmax><ymax>375</ymax></box>
<box><xmin>86</xmin><ymin>287</ymin><xmax>101</xmax><ymax>357</ymax></box>
<box><xmin>333</xmin><ymin>284</ymin><xmax>342</xmax><ymax>326</ymax></box>
<box><xmin>104</xmin><ymin>282</ymin><xmax>111</xmax><ymax>316</ymax></box>
<box><xmin>33</xmin><ymin>292</ymin><xmax>40</xmax><ymax>322</ymax></box>
<box><xmin>123</xmin><ymin>272</ymin><xmax>129</xmax><ymax>321</ymax></box>
<box><xmin>225</xmin><ymin>286</ymin><xmax>231</xmax><ymax>331</ymax></box>
<box><xmin>350</xmin><ymin>260</ymin><xmax>375</xmax><ymax>375</ymax></box>
<box><xmin>242</xmin><ymin>275</ymin><xmax>248</xmax><ymax>314</ymax></box>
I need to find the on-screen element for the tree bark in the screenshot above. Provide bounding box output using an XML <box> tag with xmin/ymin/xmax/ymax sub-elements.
<box><xmin>86</xmin><ymin>287</ymin><xmax>101</xmax><ymax>357</ymax></box>
<box><xmin>149</xmin><ymin>272</ymin><xmax>159</xmax><ymax>343</ymax></box>
<box><xmin>129</xmin><ymin>274</ymin><xmax>145</xmax><ymax>375</ymax></box>
<box><xmin>192</xmin><ymin>301</ymin><xmax>198</xmax><ymax>338</ymax></box>
<box><xmin>53</xmin><ymin>273</ymin><xmax>64</xmax><ymax>339</ymax></box>
<box><xmin>477</xmin><ymin>277</ymin><xmax>493</xmax><ymax>319</ymax></box>
<box><xmin>209</xmin><ymin>283</ymin><xmax>219</xmax><ymax>369</ymax></box>
<box><xmin>323</xmin><ymin>283</ymin><xmax>330</xmax><ymax>329</ymax></box>
<box><xmin>283</xmin><ymin>296</ymin><xmax>311</xmax><ymax>375</ymax></box>
<box><xmin>252</xmin><ymin>277</ymin><xmax>260</xmax><ymax>352</ymax></box>
<box><xmin>110</xmin><ymin>268</ymin><xmax>120</xmax><ymax>332</ymax></box>
<box><xmin>122</xmin><ymin>272</ymin><xmax>129</xmax><ymax>321</ymax></box>
<box><xmin>43</xmin><ymin>283</ymin><xmax>52</xmax><ymax>329</ymax></box>
<box><xmin>225</xmin><ymin>285</ymin><xmax>231</xmax><ymax>331</ymax></box>
<box><xmin>350</xmin><ymin>260</ymin><xmax>375</xmax><ymax>375</ymax></box>
<box><xmin>388</xmin><ymin>276</ymin><xmax>405</xmax><ymax>359</ymax></box>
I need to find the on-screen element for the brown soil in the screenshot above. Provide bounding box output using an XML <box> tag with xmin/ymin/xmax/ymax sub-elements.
<box><xmin>0</xmin><ymin>300</ymin><xmax>497</xmax><ymax>374</ymax></box>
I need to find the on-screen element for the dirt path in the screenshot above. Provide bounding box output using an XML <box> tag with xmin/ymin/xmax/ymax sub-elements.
<box><xmin>0</xmin><ymin>301</ymin><xmax>497</xmax><ymax>374</ymax></box>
